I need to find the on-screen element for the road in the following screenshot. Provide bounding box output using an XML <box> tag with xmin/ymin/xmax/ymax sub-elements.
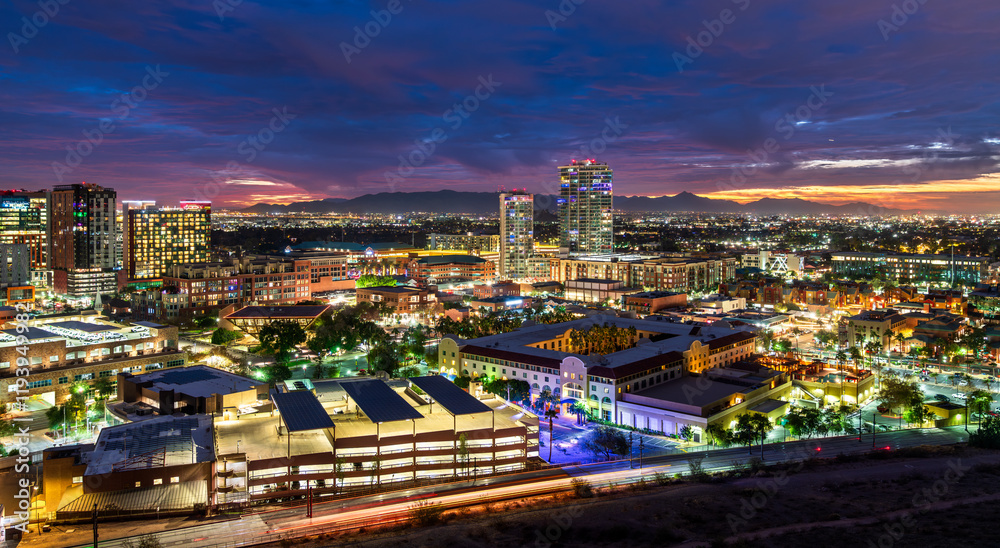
<box><xmin>61</xmin><ymin>427</ymin><xmax>970</xmax><ymax>548</ymax></box>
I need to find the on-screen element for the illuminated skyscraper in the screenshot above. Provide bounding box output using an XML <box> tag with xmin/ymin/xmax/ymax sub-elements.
<box><xmin>558</xmin><ymin>159</ymin><xmax>613</xmax><ymax>255</ymax></box>
<box><xmin>50</xmin><ymin>183</ymin><xmax>119</xmax><ymax>296</ymax></box>
<box><xmin>499</xmin><ymin>190</ymin><xmax>534</xmax><ymax>279</ymax></box>
<box><xmin>0</xmin><ymin>191</ymin><xmax>50</xmax><ymax>282</ymax></box>
<box><xmin>124</xmin><ymin>201</ymin><xmax>212</xmax><ymax>280</ymax></box>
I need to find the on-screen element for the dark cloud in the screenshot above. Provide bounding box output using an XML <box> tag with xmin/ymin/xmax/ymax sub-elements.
<box><xmin>0</xmin><ymin>0</ymin><xmax>998</xmax><ymax>210</ymax></box>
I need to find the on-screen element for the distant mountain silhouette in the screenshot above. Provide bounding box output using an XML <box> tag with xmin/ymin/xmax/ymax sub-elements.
<box><xmin>239</xmin><ymin>190</ymin><xmax>920</xmax><ymax>216</ymax></box>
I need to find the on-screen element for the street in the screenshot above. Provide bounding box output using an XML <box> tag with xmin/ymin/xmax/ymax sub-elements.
<box><xmin>39</xmin><ymin>427</ymin><xmax>970</xmax><ymax>548</ymax></box>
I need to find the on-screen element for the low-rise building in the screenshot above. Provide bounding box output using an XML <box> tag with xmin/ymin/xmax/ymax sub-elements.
<box><xmin>564</xmin><ymin>278</ymin><xmax>636</xmax><ymax>303</ymax></box>
<box><xmin>222</xmin><ymin>305</ymin><xmax>331</xmax><ymax>339</ymax></box>
<box><xmin>408</xmin><ymin>255</ymin><xmax>495</xmax><ymax>286</ymax></box>
<box><xmin>117</xmin><ymin>365</ymin><xmax>267</xmax><ymax>416</ymax></box>
<box><xmin>439</xmin><ymin>317</ymin><xmax>757</xmax><ymax>435</ymax></box>
<box><xmin>469</xmin><ymin>295</ymin><xmax>533</xmax><ymax>312</ymax></box>
<box><xmin>843</xmin><ymin>309</ymin><xmax>907</xmax><ymax>348</ymax></box>
<box><xmin>622</xmin><ymin>291</ymin><xmax>687</xmax><ymax>314</ymax></box>
<box><xmin>832</xmin><ymin>251</ymin><xmax>989</xmax><ymax>284</ymax></box>
<box><xmin>473</xmin><ymin>281</ymin><xmax>520</xmax><ymax>299</ymax></box>
<box><xmin>355</xmin><ymin>286</ymin><xmax>436</xmax><ymax>314</ymax></box>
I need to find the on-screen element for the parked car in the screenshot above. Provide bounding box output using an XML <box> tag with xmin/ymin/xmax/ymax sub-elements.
<box><xmin>952</xmin><ymin>393</ymin><xmax>968</xmax><ymax>400</ymax></box>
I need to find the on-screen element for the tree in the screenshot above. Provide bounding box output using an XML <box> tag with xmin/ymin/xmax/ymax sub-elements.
<box><xmin>211</xmin><ymin>328</ymin><xmax>242</xmax><ymax>346</ymax></box>
<box><xmin>257</xmin><ymin>321</ymin><xmax>307</xmax><ymax>364</ymax></box>
<box><xmin>93</xmin><ymin>377</ymin><xmax>116</xmax><ymax>400</ymax></box>
<box><xmin>968</xmin><ymin>390</ymin><xmax>994</xmax><ymax>423</ymax></box>
<box><xmin>969</xmin><ymin>415</ymin><xmax>1000</xmax><ymax>448</ymax></box>
<box><xmin>457</xmin><ymin>433</ymin><xmax>470</xmax><ymax>477</ymax></box>
<box><xmin>369</xmin><ymin>455</ymin><xmax>381</xmax><ymax>486</ymax></box>
<box><xmin>367</xmin><ymin>343</ymin><xmax>401</xmax><ymax>376</ymax></box>
<box><xmin>734</xmin><ymin>413</ymin><xmax>772</xmax><ymax>454</ymax></box>
<box><xmin>783</xmin><ymin>406</ymin><xmax>823</xmax><ymax>439</ymax></box>
<box><xmin>678</xmin><ymin>425</ymin><xmax>695</xmax><ymax>442</ymax></box>
<box><xmin>581</xmin><ymin>425</ymin><xmax>630</xmax><ymax>461</ymax></box>
<box><xmin>260</xmin><ymin>364</ymin><xmax>292</xmax><ymax>383</ymax></box>
<box><xmin>706</xmin><ymin>423</ymin><xmax>733</xmax><ymax>447</ymax></box>
<box><xmin>756</xmin><ymin>329</ymin><xmax>775</xmax><ymax>352</ymax></box>
<box><xmin>876</xmin><ymin>376</ymin><xmax>924</xmax><ymax>416</ymax></box>
<box><xmin>356</xmin><ymin>274</ymin><xmax>397</xmax><ymax>289</ymax></box>
<box><xmin>194</xmin><ymin>315</ymin><xmax>217</xmax><ymax>329</ymax></box>
<box><xmin>545</xmin><ymin>406</ymin><xmax>558</xmax><ymax>462</ymax></box>
<box><xmin>334</xmin><ymin>457</ymin><xmax>346</xmax><ymax>494</ymax></box>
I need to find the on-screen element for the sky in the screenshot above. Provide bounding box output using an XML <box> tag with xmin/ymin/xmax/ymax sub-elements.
<box><xmin>1</xmin><ymin>0</ymin><xmax>999</xmax><ymax>212</ymax></box>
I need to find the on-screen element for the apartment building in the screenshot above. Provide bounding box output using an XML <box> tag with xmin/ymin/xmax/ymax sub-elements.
<box><xmin>843</xmin><ymin>309</ymin><xmax>907</xmax><ymax>348</ymax></box>
<box><xmin>355</xmin><ymin>286</ymin><xmax>436</xmax><ymax>314</ymax></box>
<box><xmin>131</xmin><ymin>256</ymin><xmax>311</xmax><ymax>323</ymax></box>
<box><xmin>407</xmin><ymin>255</ymin><xmax>495</xmax><ymax>286</ymax></box>
<box><xmin>832</xmin><ymin>251</ymin><xmax>989</xmax><ymax>284</ymax></box>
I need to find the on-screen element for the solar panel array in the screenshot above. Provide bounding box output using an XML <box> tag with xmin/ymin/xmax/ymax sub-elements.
<box><xmin>271</xmin><ymin>390</ymin><xmax>336</xmax><ymax>431</ymax></box>
<box><xmin>103</xmin><ymin>417</ymin><xmax>198</xmax><ymax>462</ymax></box>
<box><xmin>410</xmin><ymin>375</ymin><xmax>491</xmax><ymax>416</ymax></box>
<box><xmin>149</xmin><ymin>368</ymin><xmax>219</xmax><ymax>385</ymax></box>
<box><xmin>340</xmin><ymin>379</ymin><xmax>424</xmax><ymax>423</ymax></box>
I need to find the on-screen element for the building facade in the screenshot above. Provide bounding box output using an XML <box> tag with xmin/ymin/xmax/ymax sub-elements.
<box><xmin>427</xmin><ymin>233</ymin><xmax>500</xmax><ymax>254</ymax></box>
<box><xmin>408</xmin><ymin>255</ymin><xmax>495</xmax><ymax>286</ymax></box>
<box><xmin>0</xmin><ymin>317</ymin><xmax>184</xmax><ymax>407</ymax></box>
<box><xmin>557</xmin><ymin>254</ymin><xmax>738</xmax><ymax>293</ymax></box>
<box><xmin>124</xmin><ymin>201</ymin><xmax>212</xmax><ymax>281</ymax></box>
<box><xmin>356</xmin><ymin>286</ymin><xmax>436</xmax><ymax>314</ymax></box>
<box><xmin>832</xmin><ymin>251</ymin><xmax>989</xmax><ymax>284</ymax></box>
<box><xmin>50</xmin><ymin>183</ymin><xmax>119</xmax><ymax>296</ymax></box>
<box><xmin>499</xmin><ymin>191</ymin><xmax>534</xmax><ymax>279</ymax></box>
<box><xmin>558</xmin><ymin>160</ymin><xmax>613</xmax><ymax>255</ymax></box>
<box><xmin>131</xmin><ymin>256</ymin><xmax>311</xmax><ymax>323</ymax></box>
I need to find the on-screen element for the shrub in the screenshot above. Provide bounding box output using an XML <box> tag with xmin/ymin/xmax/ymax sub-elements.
<box><xmin>409</xmin><ymin>501</ymin><xmax>445</xmax><ymax>525</ymax></box>
<box><xmin>570</xmin><ymin>478</ymin><xmax>594</xmax><ymax>498</ymax></box>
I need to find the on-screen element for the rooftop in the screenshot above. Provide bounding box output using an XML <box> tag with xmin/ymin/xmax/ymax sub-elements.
<box><xmin>225</xmin><ymin>305</ymin><xmax>331</xmax><ymax>319</ymax></box>
<box><xmin>414</xmin><ymin>254</ymin><xmax>488</xmax><ymax>265</ymax></box>
<box><xmin>86</xmin><ymin>415</ymin><xmax>214</xmax><ymax>475</ymax></box>
<box><xmin>128</xmin><ymin>365</ymin><xmax>263</xmax><ymax>399</ymax></box>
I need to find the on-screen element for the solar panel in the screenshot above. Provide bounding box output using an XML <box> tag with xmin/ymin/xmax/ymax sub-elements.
<box><xmin>48</xmin><ymin>321</ymin><xmax>117</xmax><ymax>333</ymax></box>
<box><xmin>409</xmin><ymin>375</ymin><xmax>491</xmax><ymax>416</ymax></box>
<box><xmin>340</xmin><ymin>379</ymin><xmax>424</xmax><ymax>423</ymax></box>
<box><xmin>271</xmin><ymin>391</ymin><xmax>336</xmax><ymax>432</ymax></box>
<box><xmin>2</xmin><ymin>327</ymin><xmax>56</xmax><ymax>340</ymax></box>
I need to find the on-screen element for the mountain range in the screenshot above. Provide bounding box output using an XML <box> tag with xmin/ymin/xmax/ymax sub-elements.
<box><xmin>238</xmin><ymin>190</ymin><xmax>922</xmax><ymax>216</ymax></box>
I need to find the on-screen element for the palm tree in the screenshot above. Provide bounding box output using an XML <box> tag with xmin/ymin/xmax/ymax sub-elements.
<box><xmin>835</xmin><ymin>350</ymin><xmax>847</xmax><ymax>372</ymax></box>
<box><xmin>545</xmin><ymin>406</ymin><xmax>558</xmax><ymax>462</ymax></box>
<box><xmin>894</xmin><ymin>331</ymin><xmax>907</xmax><ymax>354</ymax></box>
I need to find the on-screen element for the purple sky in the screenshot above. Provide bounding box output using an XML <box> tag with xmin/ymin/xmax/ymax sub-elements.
<box><xmin>1</xmin><ymin>0</ymin><xmax>999</xmax><ymax>211</ymax></box>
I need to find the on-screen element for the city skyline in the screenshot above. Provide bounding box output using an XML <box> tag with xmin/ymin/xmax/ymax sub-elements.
<box><xmin>1</xmin><ymin>1</ymin><xmax>998</xmax><ymax>211</ymax></box>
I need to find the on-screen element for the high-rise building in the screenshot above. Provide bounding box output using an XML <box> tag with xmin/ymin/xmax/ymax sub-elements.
<box><xmin>124</xmin><ymin>201</ymin><xmax>212</xmax><ymax>281</ymax></box>
<box><xmin>499</xmin><ymin>190</ymin><xmax>534</xmax><ymax>279</ymax></box>
<box><xmin>50</xmin><ymin>183</ymin><xmax>120</xmax><ymax>296</ymax></box>
<box><xmin>557</xmin><ymin>159</ymin><xmax>613</xmax><ymax>255</ymax></box>
<box><xmin>0</xmin><ymin>190</ymin><xmax>51</xmax><ymax>287</ymax></box>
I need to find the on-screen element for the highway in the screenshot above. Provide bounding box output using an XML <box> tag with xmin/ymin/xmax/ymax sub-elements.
<box><xmin>66</xmin><ymin>427</ymin><xmax>970</xmax><ymax>548</ymax></box>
